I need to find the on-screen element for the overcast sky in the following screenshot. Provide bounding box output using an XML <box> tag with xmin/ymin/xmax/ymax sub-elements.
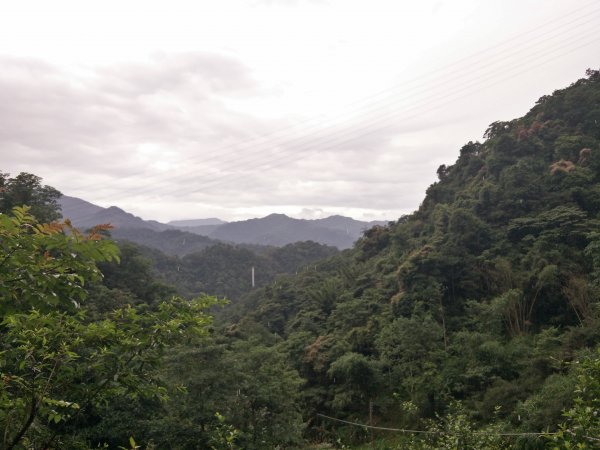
<box><xmin>1</xmin><ymin>0</ymin><xmax>599</xmax><ymax>222</ymax></box>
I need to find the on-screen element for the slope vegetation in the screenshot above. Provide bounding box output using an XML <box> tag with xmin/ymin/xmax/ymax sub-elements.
<box><xmin>223</xmin><ymin>69</ymin><xmax>600</xmax><ymax>443</ymax></box>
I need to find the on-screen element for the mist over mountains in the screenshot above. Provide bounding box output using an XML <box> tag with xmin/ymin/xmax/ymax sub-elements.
<box><xmin>58</xmin><ymin>195</ymin><xmax>385</xmax><ymax>254</ymax></box>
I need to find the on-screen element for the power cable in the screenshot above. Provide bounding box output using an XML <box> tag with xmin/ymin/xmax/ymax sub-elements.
<box><xmin>95</xmin><ymin>11</ymin><xmax>600</xmax><ymax>195</ymax></box>
<box><xmin>316</xmin><ymin>413</ymin><xmax>557</xmax><ymax>437</ymax></box>
<box><xmin>94</xmin><ymin>28</ymin><xmax>600</xmax><ymax>202</ymax></box>
<box><xmin>115</xmin><ymin>30</ymin><xmax>600</xmax><ymax>199</ymax></box>
<box><xmin>79</xmin><ymin>3</ymin><xmax>600</xmax><ymax>196</ymax></box>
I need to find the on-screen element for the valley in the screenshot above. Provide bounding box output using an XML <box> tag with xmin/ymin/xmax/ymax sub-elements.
<box><xmin>1</xmin><ymin>69</ymin><xmax>600</xmax><ymax>449</ymax></box>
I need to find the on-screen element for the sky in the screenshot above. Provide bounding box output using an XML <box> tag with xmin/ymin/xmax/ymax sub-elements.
<box><xmin>1</xmin><ymin>0</ymin><xmax>599</xmax><ymax>222</ymax></box>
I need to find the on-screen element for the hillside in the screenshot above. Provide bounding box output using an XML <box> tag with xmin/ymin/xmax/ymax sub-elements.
<box><xmin>113</xmin><ymin>240</ymin><xmax>336</xmax><ymax>302</ymax></box>
<box><xmin>111</xmin><ymin>227</ymin><xmax>220</xmax><ymax>257</ymax></box>
<box><xmin>167</xmin><ymin>218</ymin><xmax>227</xmax><ymax>227</ymax></box>
<box><xmin>217</xmin><ymin>69</ymin><xmax>600</xmax><ymax>444</ymax></box>
<box><xmin>58</xmin><ymin>196</ymin><xmax>219</xmax><ymax>255</ymax></box>
<box><xmin>59</xmin><ymin>195</ymin><xmax>170</xmax><ymax>231</ymax></box>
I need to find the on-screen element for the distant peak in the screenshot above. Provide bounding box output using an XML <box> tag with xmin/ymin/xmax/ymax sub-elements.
<box><xmin>105</xmin><ymin>206</ymin><xmax>126</xmax><ymax>213</ymax></box>
<box><xmin>322</xmin><ymin>214</ymin><xmax>351</xmax><ymax>220</ymax></box>
<box><xmin>168</xmin><ymin>218</ymin><xmax>227</xmax><ymax>226</ymax></box>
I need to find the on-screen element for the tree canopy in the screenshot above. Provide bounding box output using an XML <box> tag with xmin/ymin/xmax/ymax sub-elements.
<box><xmin>0</xmin><ymin>172</ymin><xmax>62</xmax><ymax>223</ymax></box>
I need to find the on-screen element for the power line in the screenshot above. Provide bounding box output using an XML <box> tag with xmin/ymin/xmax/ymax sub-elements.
<box><xmin>90</xmin><ymin>25</ymin><xmax>600</xmax><ymax>200</ymax></box>
<box><xmin>119</xmin><ymin>23</ymin><xmax>600</xmax><ymax>195</ymax></box>
<box><xmin>81</xmin><ymin>3</ymin><xmax>600</xmax><ymax>198</ymax></box>
<box><xmin>116</xmin><ymin>29</ymin><xmax>600</xmax><ymax>199</ymax></box>
<box><xmin>316</xmin><ymin>413</ymin><xmax>557</xmax><ymax>438</ymax></box>
<box><xmin>97</xmin><ymin>33</ymin><xmax>600</xmax><ymax>203</ymax></box>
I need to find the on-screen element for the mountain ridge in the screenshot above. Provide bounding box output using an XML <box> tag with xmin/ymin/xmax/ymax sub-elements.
<box><xmin>58</xmin><ymin>195</ymin><xmax>384</xmax><ymax>251</ymax></box>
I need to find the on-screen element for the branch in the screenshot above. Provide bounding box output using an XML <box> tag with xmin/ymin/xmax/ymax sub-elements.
<box><xmin>0</xmin><ymin>247</ymin><xmax>18</xmax><ymax>271</ymax></box>
<box><xmin>7</xmin><ymin>368</ymin><xmax>37</xmax><ymax>450</ymax></box>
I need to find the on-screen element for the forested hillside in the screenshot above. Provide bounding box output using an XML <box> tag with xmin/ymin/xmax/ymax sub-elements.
<box><xmin>220</xmin><ymin>69</ymin><xmax>600</xmax><ymax>448</ymax></box>
<box><xmin>1</xmin><ymin>69</ymin><xmax>600</xmax><ymax>449</ymax></box>
<box><xmin>114</xmin><ymin>240</ymin><xmax>339</xmax><ymax>301</ymax></box>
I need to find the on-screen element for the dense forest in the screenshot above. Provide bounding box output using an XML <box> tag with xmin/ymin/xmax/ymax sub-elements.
<box><xmin>1</xmin><ymin>69</ymin><xmax>600</xmax><ymax>449</ymax></box>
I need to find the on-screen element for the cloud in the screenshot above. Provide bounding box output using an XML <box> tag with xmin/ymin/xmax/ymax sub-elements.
<box><xmin>6</xmin><ymin>39</ymin><xmax>589</xmax><ymax>223</ymax></box>
<box><xmin>0</xmin><ymin>53</ymin><xmax>264</xmax><ymax>173</ymax></box>
<box><xmin>0</xmin><ymin>51</ymin><xmax>472</xmax><ymax>222</ymax></box>
<box><xmin>252</xmin><ymin>0</ymin><xmax>325</xmax><ymax>6</ymax></box>
<box><xmin>297</xmin><ymin>208</ymin><xmax>328</xmax><ymax>219</ymax></box>
<box><xmin>97</xmin><ymin>53</ymin><xmax>257</xmax><ymax>97</ymax></box>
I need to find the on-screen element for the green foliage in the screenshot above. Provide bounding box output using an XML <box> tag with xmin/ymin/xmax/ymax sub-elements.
<box><xmin>219</xmin><ymin>69</ymin><xmax>600</xmax><ymax>448</ymax></box>
<box><xmin>0</xmin><ymin>172</ymin><xmax>62</xmax><ymax>223</ymax></box>
<box><xmin>0</xmin><ymin>207</ymin><xmax>119</xmax><ymax>313</ymax></box>
<box><xmin>129</xmin><ymin>239</ymin><xmax>338</xmax><ymax>302</ymax></box>
<box><xmin>328</xmin><ymin>353</ymin><xmax>380</xmax><ymax>411</ymax></box>
<box><xmin>209</xmin><ymin>413</ymin><xmax>241</xmax><ymax>450</ymax></box>
<box><xmin>549</xmin><ymin>348</ymin><xmax>600</xmax><ymax>449</ymax></box>
<box><xmin>584</xmin><ymin>232</ymin><xmax>600</xmax><ymax>288</ymax></box>
<box><xmin>0</xmin><ymin>206</ymin><xmax>216</xmax><ymax>449</ymax></box>
<box><xmin>377</xmin><ymin>314</ymin><xmax>445</xmax><ymax>411</ymax></box>
<box><xmin>515</xmin><ymin>373</ymin><xmax>575</xmax><ymax>432</ymax></box>
<box><xmin>419</xmin><ymin>403</ymin><xmax>512</xmax><ymax>450</ymax></box>
<box><xmin>149</xmin><ymin>338</ymin><xmax>304</xmax><ymax>450</ymax></box>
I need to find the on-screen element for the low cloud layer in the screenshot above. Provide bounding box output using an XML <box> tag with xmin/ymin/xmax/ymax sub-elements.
<box><xmin>1</xmin><ymin>52</ymin><xmax>460</xmax><ymax>221</ymax></box>
<box><xmin>2</xmin><ymin>0</ymin><xmax>599</xmax><ymax>222</ymax></box>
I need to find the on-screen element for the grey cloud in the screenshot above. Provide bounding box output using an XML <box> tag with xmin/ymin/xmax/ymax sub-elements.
<box><xmin>112</xmin><ymin>114</ymin><xmax>456</xmax><ymax>214</ymax></box>
<box><xmin>97</xmin><ymin>52</ymin><xmax>257</xmax><ymax>98</ymax></box>
<box><xmin>0</xmin><ymin>52</ymin><xmax>470</xmax><ymax>222</ymax></box>
<box><xmin>0</xmin><ymin>53</ymin><xmax>264</xmax><ymax>175</ymax></box>
<box><xmin>252</xmin><ymin>0</ymin><xmax>325</xmax><ymax>6</ymax></box>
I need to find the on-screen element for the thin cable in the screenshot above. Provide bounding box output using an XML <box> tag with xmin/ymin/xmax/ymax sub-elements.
<box><xmin>316</xmin><ymin>413</ymin><xmax>558</xmax><ymax>437</ymax></box>
<box><xmin>100</xmin><ymin>10</ymin><xmax>600</xmax><ymax>194</ymax></box>
<box><xmin>81</xmin><ymin>3</ymin><xmax>600</xmax><ymax>194</ymax></box>
<box><xmin>121</xmin><ymin>32</ymin><xmax>600</xmax><ymax>198</ymax></box>
<box><xmin>101</xmin><ymin>27</ymin><xmax>600</xmax><ymax>202</ymax></box>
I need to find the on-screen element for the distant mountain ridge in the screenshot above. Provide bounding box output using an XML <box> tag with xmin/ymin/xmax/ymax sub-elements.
<box><xmin>209</xmin><ymin>213</ymin><xmax>385</xmax><ymax>249</ymax></box>
<box><xmin>60</xmin><ymin>196</ymin><xmax>170</xmax><ymax>231</ymax></box>
<box><xmin>167</xmin><ymin>218</ymin><xmax>227</xmax><ymax>227</ymax></box>
<box><xmin>58</xmin><ymin>195</ymin><xmax>385</xmax><ymax>251</ymax></box>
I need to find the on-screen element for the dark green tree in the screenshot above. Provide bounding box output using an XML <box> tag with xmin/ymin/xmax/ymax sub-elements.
<box><xmin>0</xmin><ymin>207</ymin><xmax>216</xmax><ymax>449</ymax></box>
<box><xmin>0</xmin><ymin>172</ymin><xmax>62</xmax><ymax>223</ymax></box>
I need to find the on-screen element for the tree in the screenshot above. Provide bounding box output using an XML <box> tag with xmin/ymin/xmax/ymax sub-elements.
<box><xmin>217</xmin><ymin>341</ymin><xmax>304</xmax><ymax>449</ymax></box>
<box><xmin>0</xmin><ymin>172</ymin><xmax>62</xmax><ymax>223</ymax></box>
<box><xmin>376</xmin><ymin>315</ymin><xmax>445</xmax><ymax>413</ymax></box>
<box><xmin>327</xmin><ymin>352</ymin><xmax>380</xmax><ymax>412</ymax></box>
<box><xmin>0</xmin><ymin>207</ymin><xmax>216</xmax><ymax>448</ymax></box>
<box><xmin>550</xmin><ymin>348</ymin><xmax>600</xmax><ymax>449</ymax></box>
